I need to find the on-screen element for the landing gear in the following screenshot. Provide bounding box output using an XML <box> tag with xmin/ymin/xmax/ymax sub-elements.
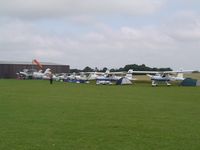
<box><xmin>152</xmin><ymin>81</ymin><xmax>158</xmax><ymax>87</ymax></box>
<box><xmin>166</xmin><ymin>81</ymin><xmax>171</xmax><ymax>86</ymax></box>
<box><xmin>151</xmin><ymin>80</ymin><xmax>171</xmax><ymax>86</ymax></box>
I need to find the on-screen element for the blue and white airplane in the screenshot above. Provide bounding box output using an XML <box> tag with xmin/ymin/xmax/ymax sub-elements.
<box><xmin>86</xmin><ymin>69</ymin><xmax>136</xmax><ymax>84</ymax></box>
<box><xmin>129</xmin><ymin>69</ymin><xmax>195</xmax><ymax>86</ymax></box>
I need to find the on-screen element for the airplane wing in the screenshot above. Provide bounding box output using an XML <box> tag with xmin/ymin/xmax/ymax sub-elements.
<box><xmin>107</xmin><ymin>72</ymin><xmax>126</xmax><ymax>75</ymax></box>
<box><xmin>82</xmin><ymin>72</ymin><xmax>105</xmax><ymax>75</ymax></box>
<box><xmin>129</xmin><ymin>70</ymin><xmax>196</xmax><ymax>75</ymax></box>
<box><xmin>130</xmin><ymin>71</ymin><xmax>159</xmax><ymax>74</ymax></box>
<box><xmin>107</xmin><ymin>69</ymin><xmax>159</xmax><ymax>75</ymax></box>
<box><xmin>163</xmin><ymin>70</ymin><xmax>195</xmax><ymax>74</ymax></box>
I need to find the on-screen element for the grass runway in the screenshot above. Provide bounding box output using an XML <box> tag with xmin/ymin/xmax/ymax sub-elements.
<box><xmin>0</xmin><ymin>79</ymin><xmax>200</xmax><ymax>150</ymax></box>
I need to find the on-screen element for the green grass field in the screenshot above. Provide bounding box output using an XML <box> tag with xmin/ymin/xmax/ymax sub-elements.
<box><xmin>0</xmin><ymin>79</ymin><xmax>200</xmax><ymax>150</ymax></box>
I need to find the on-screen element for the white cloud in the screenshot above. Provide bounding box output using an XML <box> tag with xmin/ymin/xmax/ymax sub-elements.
<box><xmin>0</xmin><ymin>0</ymin><xmax>200</xmax><ymax>70</ymax></box>
<box><xmin>0</xmin><ymin>15</ymin><xmax>200</xmax><ymax>69</ymax></box>
<box><xmin>162</xmin><ymin>11</ymin><xmax>200</xmax><ymax>42</ymax></box>
<box><xmin>0</xmin><ymin>0</ymin><xmax>165</xmax><ymax>19</ymax></box>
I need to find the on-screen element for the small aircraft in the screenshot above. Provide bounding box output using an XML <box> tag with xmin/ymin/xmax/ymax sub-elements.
<box><xmin>129</xmin><ymin>69</ymin><xmax>195</xmax><ymax>86</ymax></box>
<box><xmin>16</xmin><ymin>69</ymin><xmax>37</xmax><ymax>79</ymax></box>
<box><xmin>95</xmin><ymin>74</ymin><xmax>120</xmax><ymax>85</ymax></box>
<box><xmin>17</xmin><ymin>68</ymin><xmax>54</xmax><ymax>80</ymax></box>
<box><xmin>84</xmin><ymin>69</ymin><xmax>135</xmax><ymax>85</ymax></box>
<box><xmin>17</xmin><ymin>59</ymin><xmax>59</xmax><ymax>80</ymax></box>
<box><xmin>32</xmin><ymin>68</ymin><xmax>52</xmax><ymax>79</ymax></box>
<box><xmin>54</xmin><ymin>73</ymin><xmax>67</xmax><ymax>81</ymax></box>
<box><xmin>64</xmin><ymin>72</ymin><xmax>89</xmax><ymax>83</ymax></box>
<box><xmin>86</xmin><ymin>69</ymin><xmax>136</xmax><ymax>81</ymax></box>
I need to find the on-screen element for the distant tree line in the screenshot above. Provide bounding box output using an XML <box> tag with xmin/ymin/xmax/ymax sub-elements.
<box><xmin>70</xmin><ymin>64</ymin><xmax>172</xmax><ymax>73</ymax></box>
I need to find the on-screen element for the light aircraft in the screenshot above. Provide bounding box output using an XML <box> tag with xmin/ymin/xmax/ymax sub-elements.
<box><xmin>87</xmin><ymin>69</ymin><xmax>135</xmax><ymax>81</ymax></box>
<box><xmin>129</xmin><ymin>69</ymin><xmax>194</xmax><ymax>86</ymax></box>
<box><xmin>54</xmin><ymin>73</ymin><xmax>67</xmax><ymax>81</ymax></box>
<box><xmin>17</xmin><ymin>59</ymin><xmax>60</xmax><ymax>81</ymax></box>
<box><xmin>86</xmin><ymin>70</ymin><xmax>110</xmax><ymax>80</ymax></box>
<box><xmin>16</xmin><ymin>69</ymin><xmax>37</xmax><ymax>79</ymax></box>
<box><xmin>34</xmin><ymin>69</ymin><xmax>63</xmax><ymax>81</ymax></box>
<box><xmin>64</xmin><ymin>72</ymin><xmax>89</xmax><ymax>83</ymax></box>
<box><xmin>84</xmin><ymin>69</ymin><xmax>136</xmax><ymax>85</ymax></box>
<box><xmin>32</xmin><ymin>68</ymin><xmax>52</xmax><ymax>79</ymax></box>
<box><xmin>17</xmin><ymin>68</ymin><xmax>55</xmax><ymax>80</ymax></box>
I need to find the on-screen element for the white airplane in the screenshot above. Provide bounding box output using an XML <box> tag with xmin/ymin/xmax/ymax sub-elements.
<box><xmin>17</xmin><ymin>69</ymin><xmax>37</xmax><ymax>79</ymax></box>
<box><xmin>17</xmin><ymin>68</ymin><xmax>55</xmax><ymax>80</ymax></box>
<box><xmin>129</xmin><ymin>69</ymin><xmax>194</xmax><ymax>86</ymax></box>
<box><xmin>54</xmin><ymin>73</ymin><xmax>67</xmax><ymax>81</ymax></box>
<box><xmin>33</xmin><ymin>68</ymin><xmax>52</xmax><ymax>79</ymax></box>
<box><xmin>83</xmin><ymin>69</ymin><xmax>135</xmax><ymax>85</ymax></box>
<box><xmin>87</xmin><ymin>69</ymin><xmax>136</xmax><ymax>81</ymax></box>
<box><xmin>124</xmin><ymin>69</ymin><xmax>136</xmax><ymax>81</ymax></box>
<box><xmin>86</xmin><ymin>70</ymin><xmax>109</xmax><ymax>80</ymax></box>
<box><xmin>64</xmin><ymin>72</ymin><xmax>89</xmax><ymax>83</ymax></box>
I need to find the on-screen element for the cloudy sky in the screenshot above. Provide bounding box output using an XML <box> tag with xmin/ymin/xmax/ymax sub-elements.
<box><xmin>0</xmin><ymin>0</ymin><xmax>200</xmax><ymax>69</ymax></box>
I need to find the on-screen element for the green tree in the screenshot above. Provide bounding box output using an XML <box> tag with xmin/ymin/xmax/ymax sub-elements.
<box><xmin>83</xmin><ymin>66</ymin><xmax>94</xmax><ymax>72</ymax></box>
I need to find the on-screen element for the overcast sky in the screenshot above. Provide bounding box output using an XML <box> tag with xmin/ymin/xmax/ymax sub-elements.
<box><xmin>0</xmin><ymin>0</ymin><xmax>200</xmax><ymax>70</ymax></box>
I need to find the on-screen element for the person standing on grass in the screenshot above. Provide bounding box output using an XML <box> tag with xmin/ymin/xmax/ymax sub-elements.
<box><xmin>49</xmin><ymin>72</ymin><xmax>53</xmax><ymax>84</ymax></box>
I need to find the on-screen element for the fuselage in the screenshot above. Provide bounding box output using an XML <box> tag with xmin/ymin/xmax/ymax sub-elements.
<box><xmin>150</xmin><ymin>75</ymin><xmax>170</xmax><ymax>81</ymax></box>
<box><xmin>149</xmin><ymin>74</ymin><xmax>185</xmax><ymax>83</ymax></box>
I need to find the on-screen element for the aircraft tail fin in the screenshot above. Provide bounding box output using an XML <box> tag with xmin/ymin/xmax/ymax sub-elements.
<box><xmin>125</xmin><ymin>69</ymin><xmax>137</xmax><ymax>80</ymax></box>
<box><xmin>87</xmin><ymin>72</ymin><xmax>98</xmax><ymax>80</ymax></box>
<box><xmin>177</xmin><ymin>73</ymin><xmax>183</xmax><ymax>78</ymax></box>
<box><xmin>127</xmin><ymin>69</ymin><xmax>133</xmax><ymax>74</ymax></box>
<box><xmin>125</xmin><ymin>73</ymin><xmax>133</xmax><ymax>80</ymax></box>
<box><xmin>105</xmin><ymin>69</ymin><xmax>110</xmax><ymax>74</ymax></box>
<box><xmin>44</xmin><ymin>68</ymin><xmax>51</xmax><ymax>75</ymax></box>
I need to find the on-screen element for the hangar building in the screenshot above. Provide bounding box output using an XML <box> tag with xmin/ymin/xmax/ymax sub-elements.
<box><xmin>0</xmin><ymin>61</ymin><xmax>70</xmax><ymax>78</ymax></box>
